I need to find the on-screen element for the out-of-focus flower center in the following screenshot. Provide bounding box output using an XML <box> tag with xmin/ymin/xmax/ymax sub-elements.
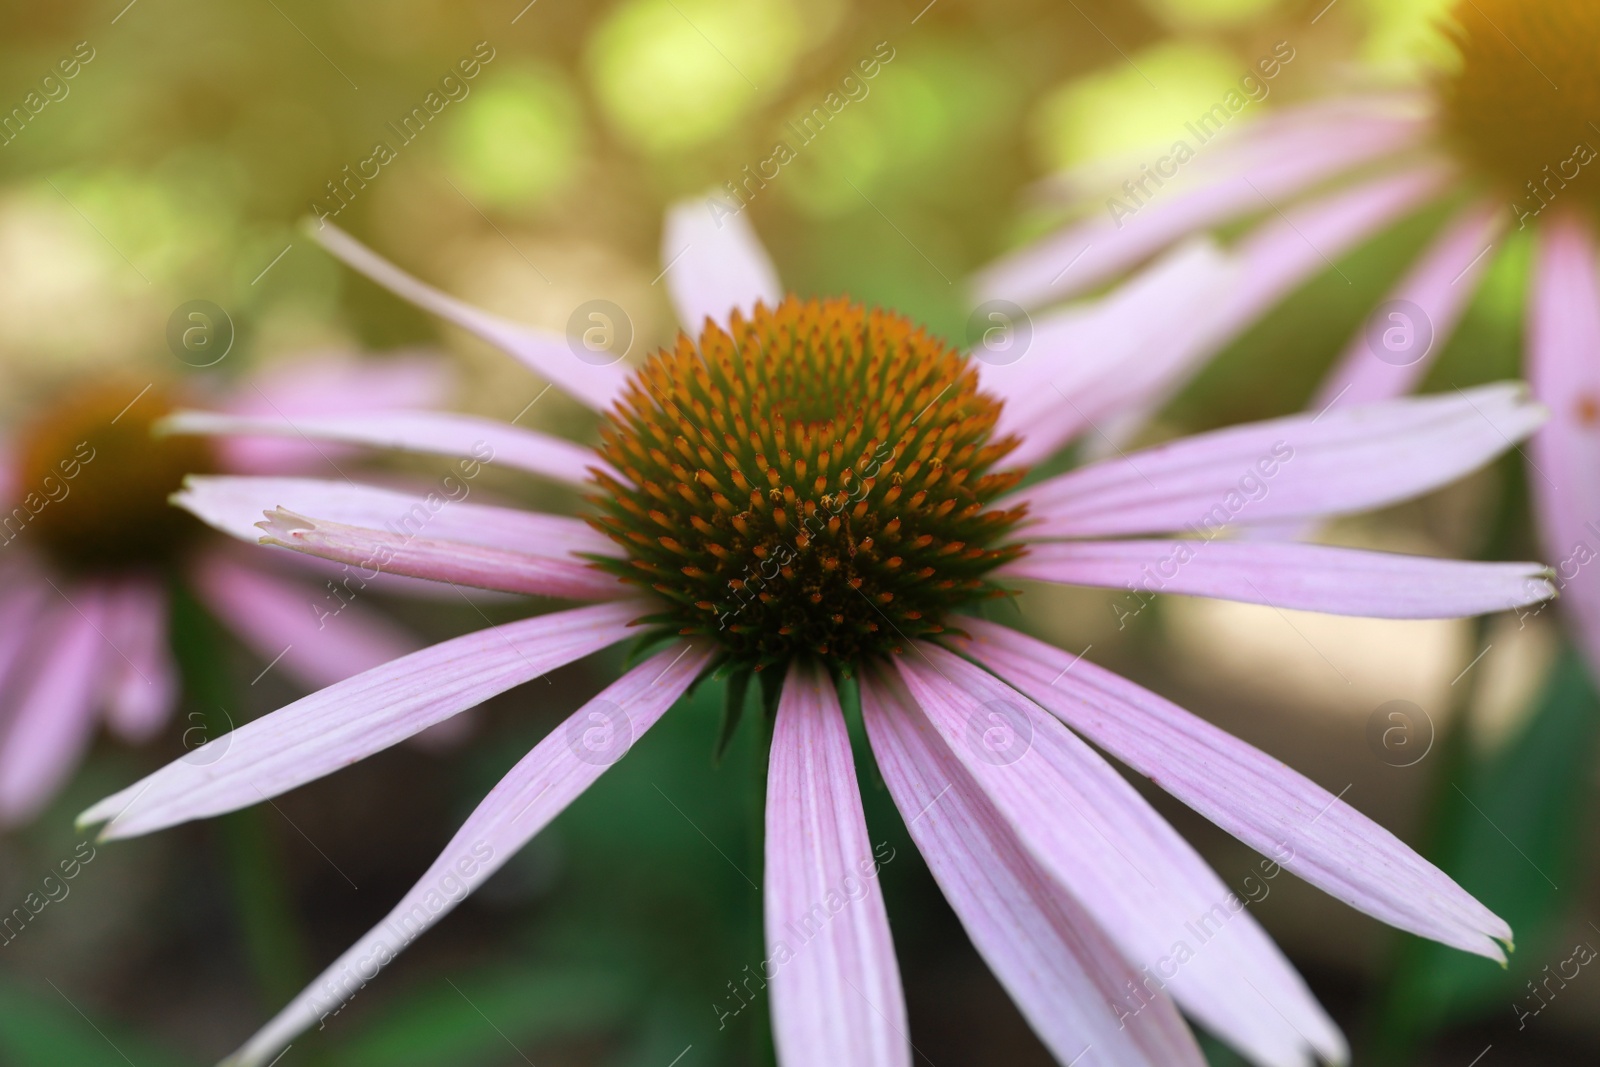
<box><xmin>589</xmin><ymin>296</ymin><xmax>1027</xmax><ymax>666</ymax></box>
<box><xmin>1440</xmin><ymin>0</ymin><xmax>1600</xmax><ymax>207</ymax></box>
<box><xmin>14</xmin><ymin>384</ymin><xmax>216</xmax><ymax>574</ymax></box>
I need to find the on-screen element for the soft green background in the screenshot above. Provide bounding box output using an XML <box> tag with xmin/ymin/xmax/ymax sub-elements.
<box><xmin>0</xmin><ymin>0</ymin><xmax>1595</xmax><ymax>1064</ymax></box>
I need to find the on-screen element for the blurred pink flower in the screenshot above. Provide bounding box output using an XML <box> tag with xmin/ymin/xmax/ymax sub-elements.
<box><xmin>973</xmin><ymin>2</ymin><xmax>1600</xmax><ymax>677</ymax></box>
<box><xmin>0</xmin><ymin>354</ymin><xmax>447</xmax><ymax>825</ymax></box>
<box><xmin>83</xmin><ymin>202</ymin><xmax>1554</xmax><ymax>1067</ymax></box>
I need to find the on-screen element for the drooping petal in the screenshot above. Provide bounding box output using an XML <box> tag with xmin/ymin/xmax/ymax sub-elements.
<box><xmin>766</xmin><ymin>661</ymin><xmax>909</xmax><ymax>1067</ymax></box>
<box><xmin>1002</xmin><ymin>539</ymin><xmax>1552</xmax><ymax>619</ymax></box>
<box><xmin>896</xmin><ymin>645</ymin><xmax>1346</xmax><ymax>1067</ymax></box>
<box><xmin>309</xmin><ymin>223</ymin><xmax>627</xmax><ymax>411</ymax></box>
<box><xmin>859</xmin><ymin>667</ymin><xmax>1206</xmax><ymax>1067</ymax></box>
<box><xmin>1528</xmin><ymin>212</ymin><xmax>1600</xmax><ymax>676</ymax></box>
<box><xmin>986</xmin><ymin>240</ymin><xmax>1240</xmax><ymax>466</ymax></box>
<box><xmin>215</xmin><ymin>350</ymin><xmax>454</xmax><ymax>474</ymax></box>
<box><xmin>1312</xmin><ymin>198</ymin><xmax>1505</xmax><ymax>411</ymax></box>
<box><xmin>189</xmin><ymin>550</ymin><xmax>423</xmax><ymax>692</ymax></box>
<box><xmin>216</xmin><ymin>642</ymin><xmax>711</xmax><ymax>1067</ymax></box>
<box><xmin>256</xmin><ymin>508</ymin><xmax>623</xmax><ymax>601</ymax></box>
<box><xmin>102</xmin><ymin>576</ymin><xmax>179</xmax><ymax>742</ymax></box>
<box><xmin>1085</xmin><ymin>164</ymin><xmax>1453</xmax><ymax>444</ymax></box>
<box><xmin>0</xmin><ymin>588</ymin><xmax>113</xmax><ymax>825</ymax></box>
<box><xmin>79</xmin><ymin>600</ymin><xmax>648</xmax><ymax>838</ymax></box>
<box><xmin>963</xmin><ymin>618</ymin><xmax>1513</xmax><ymax>961</ymax></box>
<box><xmin>1018</xmin><ymin>382</ymin><xmax>1545</xmax><ymax>538</ymax></box>
<box><xmin>972</xmin><ymin>101</ymin><xmax>1428</xmax><ymax>307</ymax></box>
<box><xmin>661</xmin><ymin>197</ymin><xmax>782</xmax><ymax>332</ymax></box>
<box><xmin>227</xmin><ymin>350</ymin><xmax>452</xmax><ymax>417</ymax></box>
<box><xmin>175</xmin><ymin>475</ymin><xmax>619</xmax><ymax>559</ymax></box>
<box><xmin>0</xmin><ymin>575</ymin><xmax>51</xmax><ymax>716</ymax></box>
<box><xmin>162</xmin><ymin>409</ymin><xmax>611</xmax><ymax>487</ymax></box>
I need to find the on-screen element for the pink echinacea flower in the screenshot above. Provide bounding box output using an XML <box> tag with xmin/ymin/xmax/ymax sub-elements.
<box><xmin>0</xmin><ymin>355</ymin><xmax>444</xmax><ymax>825</ymax></box>
<box><xmin>83</xmin><ymin>201</ymin><xmax>1555</xmax><ymax>1067</ymax></box>
<box><xmin>974</xmin><ymin>0</ymin><xmax>1600</xmax><ymax>676</ymax></box>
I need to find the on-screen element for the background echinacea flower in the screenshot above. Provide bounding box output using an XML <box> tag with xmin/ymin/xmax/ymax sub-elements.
<box><xmin>0</xmin><ymin>354</ymin><xmax>445</xmax><ymax>826</ymax></box>
<box><xmin>972</xmin><ymin>0</ymin><xmax>1600</xmax><ymax>678</ymax></box>
<box><xmin>83</xmin><ymin>201</ymin><xmax>1555</xmax><ymax>1067</ymax></box>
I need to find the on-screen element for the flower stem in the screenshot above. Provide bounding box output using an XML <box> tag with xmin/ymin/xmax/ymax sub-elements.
<box><xmin>170</xmin><ymin>585</ymin><xmax>311</xmax><ymax>1009</ymax></box>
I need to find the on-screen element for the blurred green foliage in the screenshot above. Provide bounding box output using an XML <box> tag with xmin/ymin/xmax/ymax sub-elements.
<box><xmin>2</xmin><ymin>1</ymin><xmax>1598</xmax><ymax>1065</ymax></box>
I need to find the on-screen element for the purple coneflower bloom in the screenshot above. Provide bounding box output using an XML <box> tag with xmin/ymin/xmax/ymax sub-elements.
<box><xmin>0</xmin><ymin>356</ymin><xmax>443</xmax><ymax>825</ymax></box>
<box><xmin>83</xmin><ymin>201</ymin><xmax>1552</xmax><ymax>1067</ymax></box>
<box><xmin>974</xmin><ymin>0</ymin><xmax>1600</xmax><ymax>673</ymax></box>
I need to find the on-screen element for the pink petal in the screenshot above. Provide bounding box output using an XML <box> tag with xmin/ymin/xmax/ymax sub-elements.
<box><xmin>101</xmin><ymin>576</ymin><xmax>179</xmax><ymax>742</ymax></box>
<box><xmin>189</xmin><ymin>550</ymin><xmax>423</xmax><ymax>692</ymax></box>
<box><xmin>766</xmin><ymin>661</ymin><xmax>909</xmax><ymax>1067</ymax></box>
<box><xmin>1002</xmin><ymin>539</ymin><xmax>1552</xmax><ymax>618</ymax></box>
<box><xmin>227</xmin><ymin>350</ymin><xmax>453</xmax><ymax>417</ymax></box>
<box><xmin>1018</xmin><ymin>382</ymin><xmax>1545</xmax><ymax>538</ymax></box>
<box><xmin>164</xmin><ymin>409</ymin><xmax>611</xmax><ymax>488</ymax></box>
<box><xmin>256</xmin><ymin>508</ymin><xmax>623</xmax><ymax>601</ymax></box>
<box><xmin>987</xmin><ymin>240</ymin><xmax>1240</xmax><ymax>467</ymax></box>
<box><xmin>1312</xmin><ymin>198</ymin><xmax>1505</xmax><ymax>411</ymax></box>
<box><xmin>216</xmin><ymin>351</ymin><xmax>454</xmax><ymax>474</ymax></box>
<box><xmin>972</xmin><ymin>101</ymin><xmax>1429</xmax><ymax>307</ymax></box>
<box><xmin>859</xmin><ymin>666</ymin><xmax>1206</xmax><ymax>1067</ymax></box>
<box><xmin>310</xmin><ymin>223</ymin><xmax>627</xmax><ymax>412</ymax></box>
<box><xmin>175</xmin><ymin>475</ymin><xmax>618</xmax><ymax>559</ymax></box>
<box><xmin>216</xmin><ymin>642</ymin><xmax>711</xmax><ymax>1067</ymax></box>
<box><xmin>80</xmin><ymin>599</ymin><xmax>649</xmax><ymax>838</ymax></box>
<box><xmin>896</xmin><ymin>646</ymin><xmax>1346</xmax><ymax>1067</ymax></box>
<box><xmin>1528</xmin><ymin>213</ymin><xmax>1600</xmax><ymax>676</ymax></box>
<box><xmin>1033</xmin><ymin>94</ymin><xmax>1427</xmax><ymax>212</ymax></box>
<box><xmin>1087</xmin><ymin>164</ymin><xmax>1453</xmax><ymax>444</ymax></box>
<box><xmin>661</xmin><ymin>197</ymin><xmax>782</xmax><ymax>332</ymax></box>
<box><xmin>0</xmin><ymin>574</ymin><xmax>51</xmax><ymax>710</ymax></box>
<box><xmin>964</xmin><ymin>619</ymin><xmax>1514</xmax><ymax>961</ymax></box>
<box><xmin>0</xmin><ymin>588</ymin><xmax>114</xmax><ymax>825</ymax></box>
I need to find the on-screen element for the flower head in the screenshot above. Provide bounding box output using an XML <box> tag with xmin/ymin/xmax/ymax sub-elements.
<box><xmin>1440</xmin><ymin>0</ymin><xmax>1600</xmax><ymax>202</ymax></box>
<box><xmin>974</xmin><ymin>0</ymin><xmax>1600</xmax><ymax>676</ymax></box>
<box><xmin>594</xmin><ymin>296</ymin><xmax>1026</xmax><ymax>662</ymax></box>
<box><xmin>15</xmin><ymin>382</ymin><xmax>216</xmax><ymax>573</ymax></box>
<box><xmin>0</xmin><ymin>357</ymin><xmax>442</xmax><ymax>825</ymax></box>
<box><xmin>83</xmin><ymin>201</ymin><xmax>1557</xmax><ymax>1067</ymax></box>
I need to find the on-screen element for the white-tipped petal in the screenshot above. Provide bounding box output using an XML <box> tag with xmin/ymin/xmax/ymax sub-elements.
<box><xmin>766</xmin><ymin>662</ymin><xmax>909</xmax><ymax>1067</ymax></box>
<box><xmin>1018</xmin><ymin>383</ymin><xmax>1546</xmax><ymax>538</ymax></box>
<box><xmin>217</xmin><ymin>643</ymin><xmax>711</xmax><ymax>1067</ymax></box>
<box><xmin>965</xmin><ymin>619</ymin><xmax>1513</xmax><ymax>962</ymax></box>
<box><xmin>310</xmin><ymin>223</ymin><xmax>627</xmax><ymax>411</ymax></box>
<box><xmin>79</xmin><ymin>601</ymin><xmax>646</xmax><ymax>837</ymax></box>
<box><xmin>1003</xmin><ymin>539</ymin><xmax>1552</xmax><ymax>619</ymax></box>
<box><xmin>662</xmin><ymin>196</ymin><xmax>782</xmax><ymax>333</ymax></box>
<box><xmin>174</xmin><ymin>475</ymin><xmax>617</xmax><ymax>558</ymax></box>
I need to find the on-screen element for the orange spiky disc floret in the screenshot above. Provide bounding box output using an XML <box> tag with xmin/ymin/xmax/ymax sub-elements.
<box><xmin>1439</xmin><ymin>0</ymin><xmax>1600</xmax><ymax>206</ymax></box>
<box><xmin>14</xmin><ymin>383</ymin><xmax>216</xmax><ymax>574</ymax></box>
<box><xmin>588</xmin><ymin>296</ymin><xmax>1028</xmax><ymax>666</ymax></box>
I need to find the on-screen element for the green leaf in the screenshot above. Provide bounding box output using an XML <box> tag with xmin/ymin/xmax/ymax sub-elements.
<box><xmin>1375</xmin><ymin>642</ymin><xmax>1600</xmax><ymax>1053</ymax></box>
<box><xmin>332</xmin><ymin>965</ymin><xmax>635</xmax><ymax>1067</ymax></box>
<box><xmin>716</xmin><ymin>667</ymin><xmax>753</xmax><ymax>764</ymax></box>
<box><xmin>0</xmin><ymin>978</ymin><xmax>198</xmax><ymax>1067</ymax></box>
